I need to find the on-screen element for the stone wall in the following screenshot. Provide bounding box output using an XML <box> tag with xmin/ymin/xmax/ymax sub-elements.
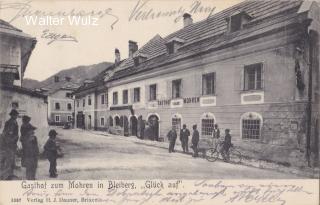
<box><xmin>0</xmin><ymin>89</ymin><xmax>48</xmax><ymax>151</ymax></box>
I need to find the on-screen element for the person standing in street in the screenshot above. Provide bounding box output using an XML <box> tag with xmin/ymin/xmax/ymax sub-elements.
<box><xmin>0</xmin><ymin>109</ymin><xmax>19</xmax><ymax>180</ymax></box>
<box><xmin>221</xmin><ymin>129</ymin><xmax>232</xmax><ymax>162</ymax></box>
<box><xmin>180</xmin><ymin>124</ymin><xmax>190</xmax><ymax>153</ymax></box>
<box><xmin>167</xmin><ymin>126</ymin><xmax>177</xmax><ymax>153</ymax></box>
<box><xmin>21</xmin><ymin>125</ymin><xmax>39</xmax><ymax>180</ymax></box>
<box><xmin>20</xmin><ymin>115</ymin><xmax>31</xmax><ymax>168</ymax></box>
<box><xmin>212</xmin><ymin>124</ymin><xmax>221</xmax><ymax>146</ymax></box>
<box><xmin>191</xmin><ymin>125</ymin><xmax>200</xmax><ymax>157</ymax></box>
<box><xmin>44</xmin><ymin>129</ymin><xmax>59</xmax><ymax>178</ymax></box>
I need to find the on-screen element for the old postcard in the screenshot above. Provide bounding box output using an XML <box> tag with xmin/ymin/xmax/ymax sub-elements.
<box><xmin>0</xmin><ymin>0</ymin><xmax>319</xmax><ymax>204</ymax></box>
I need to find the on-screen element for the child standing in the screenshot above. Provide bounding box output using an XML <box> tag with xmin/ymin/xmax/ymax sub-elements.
<box><xmin>44</xmin><ymin>129</ymin><xmax>59</xmax><ymax>178</ymax></box>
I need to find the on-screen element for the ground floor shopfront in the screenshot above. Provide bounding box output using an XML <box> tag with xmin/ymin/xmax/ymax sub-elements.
<box><xmin>105</xmin><ymin>101</ymin><xmax>319</xmax><ymax>167</ymax></box>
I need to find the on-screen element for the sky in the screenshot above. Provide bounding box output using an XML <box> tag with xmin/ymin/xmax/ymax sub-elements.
<box><xmin>1</xmin><ymin>0</ymin><xmax>243</xmax><ymax>81</ymax></box>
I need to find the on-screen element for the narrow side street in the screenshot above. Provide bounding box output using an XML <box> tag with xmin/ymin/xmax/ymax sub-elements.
<box><xmin>14</xmin><ymin>128</ymin><xmax>301</xmax><ymax>180</ymax></box>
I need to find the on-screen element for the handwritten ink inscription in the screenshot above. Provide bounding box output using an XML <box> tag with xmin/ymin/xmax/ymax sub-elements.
<box><xmin>17</xmin><ymin>180</ymin><xmax>314</xmax><ymax>205</ymax></box>
<box><xmin>41</xmin><ymin>29</ymin><xmax>78</xmax><ymax>45</ymax></box>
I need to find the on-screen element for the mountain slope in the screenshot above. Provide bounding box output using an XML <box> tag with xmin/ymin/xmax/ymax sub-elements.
<box><xmin>23</xmin><ymin>62</ymin><xmax>112</xmax><ymax>89</ymax></box>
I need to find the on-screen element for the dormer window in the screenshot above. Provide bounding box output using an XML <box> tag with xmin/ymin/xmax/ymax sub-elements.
<box><xmin>165</xmin><ymin>37</ymin><xmax>185</xmax><ymax>54</ymax></box>
<box><xmin>133</xmin><ymin>53</ymin><xmax>148</xmax><ymax>66</ymax></box>
<box><xmin>167</xmin><ymin>43</ymin><xmax>174</xmax><ymax>54</ymax></box>
<box><xmin>227</xmin><ymin>11</ymin><xmax>252</xmax><ymax>33</ymax></box>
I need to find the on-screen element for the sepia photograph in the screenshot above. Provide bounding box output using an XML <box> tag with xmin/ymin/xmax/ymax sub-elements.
<box><xmin>0</xmin><ymin>0</ymin><xmax>319</xmax><ymax>204</ymax></box>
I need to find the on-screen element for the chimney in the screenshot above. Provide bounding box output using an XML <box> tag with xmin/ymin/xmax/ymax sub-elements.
<box><xmin>128</xmin><ymin>40</ymin><xmax>138</xmax><ymax>58</ymax></box>
<box><xmin>115</xmin><ymin>48</ymin><xmax>121</xmax><ymax>64</ymax></box>
<box><xmin>183</xmin><ymin>13</ymin><xmax>193</xmax><ymax>27</ymax></box>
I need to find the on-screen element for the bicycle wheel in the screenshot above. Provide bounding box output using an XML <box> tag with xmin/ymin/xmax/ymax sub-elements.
<box><xmin>205</xmin><ymin>148</ymin><xmax>219</xmax><ymax>162</ymax></box>
<box><xmin>229</xmin><ymin>148</ymin><xmax>242</xmax><ymax>164</ymax></box>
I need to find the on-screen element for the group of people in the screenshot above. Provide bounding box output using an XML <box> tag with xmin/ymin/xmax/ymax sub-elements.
<box><xmin>167</xmin><ymin>123</ymin><xmax>232</xmax><ymax>160</ymax></box>
<box><xmin>0</xmin><ymin>109</ymin><xmax>60</xmax><ymax>180</ymax></box>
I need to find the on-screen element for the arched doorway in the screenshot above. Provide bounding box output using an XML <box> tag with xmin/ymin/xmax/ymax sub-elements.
<box><xmin>148</xmin><ymin>114</ymin><xmax>159</xmax><ymax>141</ymax></box>
<box><xmin>123</xmin><ymin>116</ymin><xmax>129</xmax><ymax>136</ymax></box>
<box><xmin>130</xmin><ymin>116</ymin><xmax>138</xmax><ymax>136</ymax></box>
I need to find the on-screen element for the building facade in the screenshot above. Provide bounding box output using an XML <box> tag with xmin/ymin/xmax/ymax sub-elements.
<box><xmin>106</xmin><ymin>1</ymin><xmax>320</xmax><ymax>167</ymax></box>
<box><xmin>74</xmin><ymin>68</ymin><xmax>113</xmax><ymax>130</ymax></box>
<box><xmin>43</xmin><ymin>77</ymin><xmax>79</xmax><ymax>126</ymax></box>
<box><xmin>0</xmin><ymin>19</ymin><xmax>49</xmax><ymax>146</ymax></box>
<box><xmin>74</xmin><ymin>1</ymin><xmax>320</xmax><ymax>167</ymax></box>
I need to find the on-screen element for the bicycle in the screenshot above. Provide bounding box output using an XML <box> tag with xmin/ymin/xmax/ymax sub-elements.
<box><xmin>205</xmin><ymin>140</ymin><xmax>242</xmax><ymax>164</ymax></box>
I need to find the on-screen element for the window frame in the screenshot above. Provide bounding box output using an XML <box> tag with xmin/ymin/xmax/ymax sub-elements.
<box><xmin>200</xmin><ymin>113</ymin><xmax>216</xmax><ymax>138</ymax></box>
<box><xmin>55</xmin><ymin>115</ymin><xmax>60</xmax><ymax>122</ymax></box>
<box><xmin>100</xmin><ymin>117</ymin><xmax>105</xmax><ymax>126</ymax></box>
<box><xmin>123</xmin><ymin>90</ymin><xmax>128</xmax><ymax>104</ymax></box>
<box><xmin>88</xmin><ymin>95</ymin><xmax>92</xmax><ymax>106</ymax></box>
<box><xmin>82</xmin><ymin>99</ymin><xmax>85</xmax><ymax>107</ymax></box>
<box><xmin>66</xmin><ymin>92</ymin><xmax>71</xmax><ymax>98</ymax></box>
<box><xmin>55</xmin><ymin>102</ymin><xmax>60</xmax><ymax>110</ymax></box>
<box><xmin>67</xmin><ymin>115</ymin><xmax>72</xmax><ymax>122</ymax></box>
<box><xmin>167</xmin><ymin>42</ymin><xmax>174</xmax><ymax>54</ymax></box>
<box><xmin>67</xmin><ymin>103</ymin><xmax>72</xmax><ymax>110</ymax></box>
<box><xmin>113</xmin><ymin>92</ymin><xmax>118</xmax><ymax>105</ymax></box>
<box><xmin>202</xmin><ymin>72</ymin><xmax>216</xmax><ymax>96</ymax></box>
<box><xmin>149</xmin><ymin>84</ymin><xmax>157</xmax><ymax>101</ymax></box>
<box><xmin>172</xmin><ymin>79</ymin><xmax>182</xmax><ymax>99</ymax></box>
<box><xmin>229</xmin><ymin>13</ymin><xmax>242</xmax><ymax>32</ymax></box>
<box><xmin>240</xmin><ymin>112</ymin><xmax>263</xmax><ymax>140</ymax></box>
<box><xmin>101</xmin><ymin>94</ymin><xmax>105</xmax><ymax>105</ymax></box>
<box><xmin>133</xmin><ymin>87</ymin><xmax>141</xmax><ymax>103</ymax></box>
<box><xmin>243</xmin><ymin>63</ymin><xmax>263</xmax><ymax>91</ymax></box>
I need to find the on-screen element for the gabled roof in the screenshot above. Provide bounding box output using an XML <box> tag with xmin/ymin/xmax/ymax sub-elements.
<box><xmin>116</xmin><ymin>34</ymin><xmax>167</xmax><ymax>72</ymax></box>
<box><xmin>42</xmin><ymin>80</ymin><xmax>80</xmax><ymax>95</ymax></box>
<box><xmin>107</xmin><ymin>0</ymin><xmax>306</xmax><ymax>82</ymax></box>
<box><xmin>0</xmin><ymin>19</ymin><xmax>34</xmax><ymax>39</ymax></box>
<box><xmin>74</xmin><ymin>62</ymin><xmax>118</xmax><ymax>94</ymax></box>
<box><xmin>0</xmin><ymin>19</ymin><xmax>37</xmax><ymax>76</ymax></box>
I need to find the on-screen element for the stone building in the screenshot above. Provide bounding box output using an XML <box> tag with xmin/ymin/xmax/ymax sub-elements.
<box><xmin>0</xmin><ymin>19</ymin><xmax>48</xmax><ymax>146</ymax></box>
<box><xmin>74</xmin><ymin>63</ymin><xmax>117</xmax><ymax>130</ymax></box>
<box><xmin>107</xmin><ymin>0</ymin><xmax>320</xmax><ymax>166</ymax></box>
<box><xmin>74</xmin><ymin>1</ymin><xmax>320</xmax><ymax>167</ymax></box>
<box><xmin>40</xmin><ymin>76</ymin><xmax>79</xmax><ymax>126</ymax></box>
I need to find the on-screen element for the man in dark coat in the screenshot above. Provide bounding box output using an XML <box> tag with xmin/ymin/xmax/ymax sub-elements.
<box><xmin>21</xmin><ymin>125</ymin><xmax>39</xmax><ymax>180</ymax></box>
<box><xmin>0</xmin><ymin>109</ymin><xmax>19</xmax><ymax>180</ymax></box>
<box><xmin>191</xmin><ymin>125</ymin><xmax>200</xmax><ymax>157</ymax></box>
<box><xmin>221</xmin><ymin>129</ymin><xmax>232</xmax><ymax>161</ymax></box>
<box><xmin>20</xmin><ymin>115</ymin><xmax>31</xmax><ymax>167</ymax></box>
<box><xmin>180</xmin><ymin>124</ymin><xmax>190</xmax><ymax>153</ymax></box>
<box><xmin>167</xmin><ymin>127</ymin><xmax>177</xmax><ymax>153</ymax></box>
<box><xmin>44</xmin><ymin>129</ymin><xmax>59</xmax><ymax>178</ymax></box>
